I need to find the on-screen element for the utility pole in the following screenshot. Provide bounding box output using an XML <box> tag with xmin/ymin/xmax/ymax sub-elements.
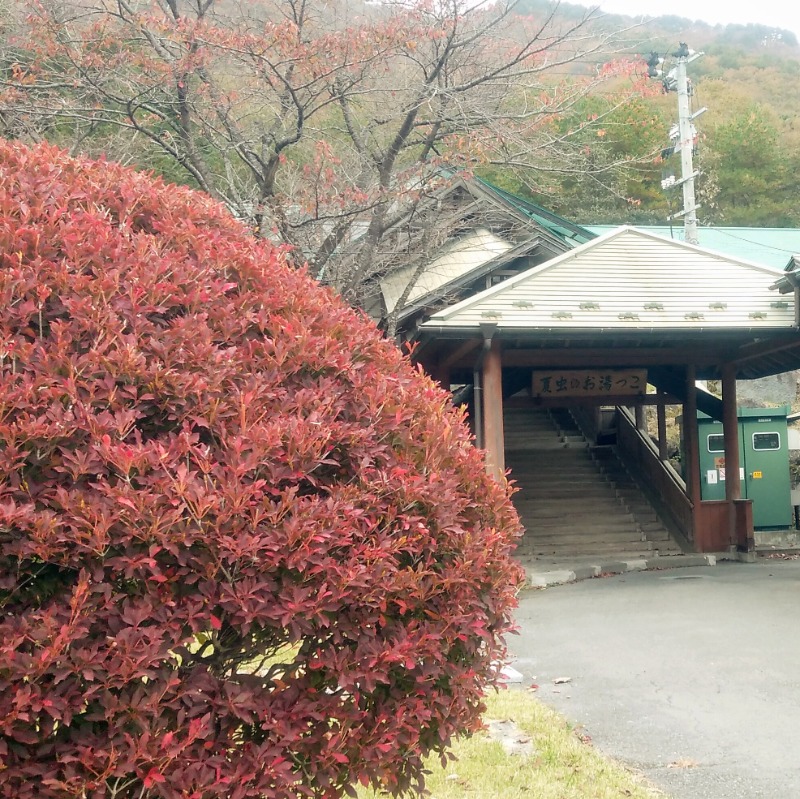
<box><xmin>650</xmin><ymin>44</ymin><xmax>706</xmax><ymax>245</ymax></box>
<box><xmin>675</xmin><ymin>46</ymin><xmax>701</xmax><ymax>245</ymax></box>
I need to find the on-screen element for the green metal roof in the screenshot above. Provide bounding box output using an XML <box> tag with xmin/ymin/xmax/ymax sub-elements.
<box><xmin>477</xmin><ymin>179</ymin><xmax>595</xmax><ymax>248</ymax></box>
<box><xmin>587</xmin><ymin>225</ymin><xmax>800</xmax><ymax>270</ymax></box>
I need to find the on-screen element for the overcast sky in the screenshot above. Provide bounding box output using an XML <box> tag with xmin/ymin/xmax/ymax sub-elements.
<box><xmin>576</xmin><ymin>0</ymin><xmax>800</xmax><ymax>39</ymax></box>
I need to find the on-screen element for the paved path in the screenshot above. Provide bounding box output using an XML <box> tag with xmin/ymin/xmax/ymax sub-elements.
<box><xmin>508</xmin><ymin>560</ymin><xmax>800</xmax><ymax>798</ymax></box>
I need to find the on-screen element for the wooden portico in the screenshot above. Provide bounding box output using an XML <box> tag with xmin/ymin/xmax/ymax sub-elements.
<box><xmin>413</xmin><ymin>227</ymin><xmax>800</xmax><ymax>554</ymax></box>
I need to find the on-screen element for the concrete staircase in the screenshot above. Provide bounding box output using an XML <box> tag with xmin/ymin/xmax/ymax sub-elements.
<box><xmin>505</xmin><ymin>406</ymin><xmax>682</xmax><ymax>561</ymax></box>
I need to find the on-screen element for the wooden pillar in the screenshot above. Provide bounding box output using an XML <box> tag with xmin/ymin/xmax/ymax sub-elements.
<box><xmin>635</xmin><ymin>403</ymin><xmax>647</xmax><ymax>432</ymax></box>
<box><xmin>657</xmin><ymin>394</ymin><xmax>669</xmax><ymax>461</ymax></box>
<box><xmin>482</xmin><ymin>339</ymin><xmax>505</xmax><ymax>481</ymax></box>
<box><xmin>722</xmin><ymin>363</ymin><xmax>741</xmax><ymax>549</ymax></box>
<box><xmin>684</xmin><ymin>365</ymin><xmax>702</xmax><ymax>544</ymax></box>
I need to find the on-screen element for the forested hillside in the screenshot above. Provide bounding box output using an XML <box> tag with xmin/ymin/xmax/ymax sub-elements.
<box><xmin>499</xmin><ymin>0</ymin><xmax>800</xmax><ymax>227</ymax></box>
<box><xmin>2</xmin><ymin>0</ymin><xmax>799</xmax><ymax>297</ymax></box>
<box><xmin>0</xmin><ymin>0</ymin><xmax>656</xmax><ymax>325</ymax></box>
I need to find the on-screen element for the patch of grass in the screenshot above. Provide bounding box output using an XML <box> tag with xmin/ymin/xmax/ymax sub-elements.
<box><xmin>363</xmin><ymin>688</ymin><xmax>662</xmax><ymax>799</ymax></box>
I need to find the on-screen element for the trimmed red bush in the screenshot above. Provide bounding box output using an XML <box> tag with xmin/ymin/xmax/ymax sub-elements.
<box><xmin>0</xmin><ymin>140</ymin><xmax>522</xmax><ymax>799</ymax></box>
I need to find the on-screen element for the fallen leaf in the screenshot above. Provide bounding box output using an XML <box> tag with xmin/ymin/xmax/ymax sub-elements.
<box><xmin>553</xmin><ymin>677</ymin><xmax>572</xmax><ymax>685</ymax></box>
<box><xmin>667</xmin><ymin>758</ymin><xmax>699</xmax><ymax>769</ymax></box>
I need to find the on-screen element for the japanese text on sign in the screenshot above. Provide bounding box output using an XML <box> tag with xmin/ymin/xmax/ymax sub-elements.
<box><xmin>532</xmin><ymin>369</ymin><xmax>647</xmax><ymax>398</ymax></box>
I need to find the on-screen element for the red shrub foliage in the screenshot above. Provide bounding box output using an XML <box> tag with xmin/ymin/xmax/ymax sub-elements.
<box><xmin>0</xmin><ymin>140</ymin><xmax>522</xmax><ymax>798</ymax></box>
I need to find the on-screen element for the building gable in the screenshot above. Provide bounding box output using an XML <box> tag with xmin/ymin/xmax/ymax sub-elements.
<box><xmin>425</xmin><ymin>226</ymin><xmax>793</xmax><ymax>331</ymax></box>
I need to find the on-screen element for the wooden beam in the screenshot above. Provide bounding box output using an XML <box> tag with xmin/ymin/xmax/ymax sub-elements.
<box><xmin>422</xmin><ymin>331</ymin><xmax>800</xmax><ymax>373</ymax></box>
<box><xmin>722</xmin><ymin>363</ymin><xmax>741</xmax><ymax>550</ymax></box>
<box><xmin>503</xmin><ymin>393</ymin><xmax>681</xmax><ymax>408</ymax></box>
<box><xmin>438</xmin><ymin>338</ymin><xmax>481</xmax><ymax>370</ymax></box>
<box><xmin>684</xmin><ymin>364</ymin><xmax>701</xmax><ymax>544</ymax></box>
<box><xmin>482</xmin><ymin>339</ymin><xmax>505</xmax><ymax>481</ymax></box>
<box><xmin>657</xmin><ymin>394</ymin><xmax>669</xmax><ymax>461</ymax></box>
<box><xmin>488</xmin><ymin>347</ymin><xmax>726</xmax><ymax>369</ymax></box>
<box><xmin>732</xmin><ymin>335</ymin><xmax>800</xmax><ymax>367</ymax></box>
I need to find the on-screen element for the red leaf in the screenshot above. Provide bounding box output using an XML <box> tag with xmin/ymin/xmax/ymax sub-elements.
<box><xmin>0</xmin><ymin>138</ymin><xmax>522</xmax><ymax>798</ymax></box>
<box><xmin>143</xmin><ymin>768</ymin><xmax>166</xmax><ymax>788</ymax></box>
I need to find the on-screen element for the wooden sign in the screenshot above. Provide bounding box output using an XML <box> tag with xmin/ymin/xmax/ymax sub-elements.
<box><xmin>532</xmin><ymin>369</ymin><xmax>647</xmax><ymax>398</ymax></box>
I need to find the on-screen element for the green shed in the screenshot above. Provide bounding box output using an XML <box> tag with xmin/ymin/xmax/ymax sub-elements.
<box><xmin>698</xmin><ymin>407</ymin><xmax>792</xmax><ymax>530</ymax></box>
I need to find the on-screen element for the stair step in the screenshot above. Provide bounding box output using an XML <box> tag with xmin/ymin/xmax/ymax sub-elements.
<box><xmin>503</xmin><ymin>407</ymin><xmax>681</xmax><ymax>557</ymax></box>
<box><xmin>506</xmin><ymin>443</ymin><xmax>589</xmax><ymax>451</ymax></box>
<box><xmin>520</xmin><ymin>523</ymin><xmax>641</xmax><ymax>535</ymax></box>
<box><xmin>514</xmin><ymin>482</ymin><xmax>616</xmax><ymax>491</ymax></box>
<box><xmin>523</xmin><ymin>531</ymin><xmax>647</xmax><ymax>545</ymax></box>
<box><xmin>511</xmin><ymin>479</ymin><xmax>605</xmax><ymax>486</ymax></box>
<box><xmin>507</xmin><ymin>463</ymin><xmax>602</xmax><ymax>473</ymax></box>
<box><xmin>519</xmin><ymin>545</ymin><xmax>656</xmax><ymax>558</ymax></box>
<box><xmin>510</xmin><ymin>469</ymin><xmax>605</xmax><ymax>477</ymax></box>
<box><xmin>517</xmin><ymin>510</ymin><xmax>630</xmax><ymax>521</ymax></box>
<box><xmin>515</xmin><ymin>480</ymin><xmax>618</xmax><ymax>489</ymax></box>
<box><xmin>524</xmin><ymin>517</ymin><xmax>643</xmax><ymax>530</ymax></box>
<box><xmin>638</xmin><ymin>522</ymin><xmax>670</xmax><ymax>533</ymax></box>
<box><xmin>518</xmin><ymin>507</ymin><xmax>636</xmax><ymax>521</ymax></box>
<box><xmin>516</xmin><ymin>493</ymin><xmax>622</xmax><ymax>503</ymax></box>
<box><xmin>510</xmin><ymin>456</ymin><xmax>596</xmax><ymax>462</ymax></box>
<box><xmin>510</xmin><ymin>473</ymin><xmax>604</xmax><ymax>481</ymax></box>
<box><xmin>521</xmin><ymin>536</ymin><xmax>651</xmax><ymax>548</ymax></box>
<box><xmin>518</xmin><ymin>505</ymin><xmax>632</xmax><ymax>517</ymax></box>
<box><xmin>510</xmin><ymin>468</ymin><xmax>612</xmax><ymax>477</ymax></box>
<box><xmin>510</xmin><ymin>455</ymin><xmax>599</xmax><ymax>461</ymax></box>
<box><xmin>632</xmin><ymin>516</ymin><xmax>662</xmax><ymax>526</ymax></box>
<box><xmin>504</xmin><ymin>422</ymin><xmax>559</xmax><ymax>428</ymax></box>
<box><xmin>507</xmin><ymin>450</ymin><xmax>597</xmax><ymax>456</ymax></box>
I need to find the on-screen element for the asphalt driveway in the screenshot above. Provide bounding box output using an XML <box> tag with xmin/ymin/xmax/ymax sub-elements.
<box><xmin>508</xmin><ymin>560</ymin><xmax>800</xmax><ymax>798</ymax></box>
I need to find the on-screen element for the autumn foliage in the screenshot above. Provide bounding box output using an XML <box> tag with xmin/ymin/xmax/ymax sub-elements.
<box><xmin>0</xmin><ymin>0</ymin><xmax>655</xmax><ymax>320</ymax></box>
<box><xmin>0</xmin><ymin>141</ymin><xmax>522</xmax><ymax>798</ymax></box>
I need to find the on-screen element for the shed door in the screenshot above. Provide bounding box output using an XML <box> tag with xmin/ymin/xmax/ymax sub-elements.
<box><xmin>740</xmin><ymin>421</ymin><xmax>792</xmax><ymax>528</ymax></box>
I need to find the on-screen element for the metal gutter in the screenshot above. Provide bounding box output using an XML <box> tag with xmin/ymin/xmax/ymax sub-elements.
<box><xmin>418</xmin><ymin>324</ymin><xmax>790</xmax><ymax>340</ymax></box>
